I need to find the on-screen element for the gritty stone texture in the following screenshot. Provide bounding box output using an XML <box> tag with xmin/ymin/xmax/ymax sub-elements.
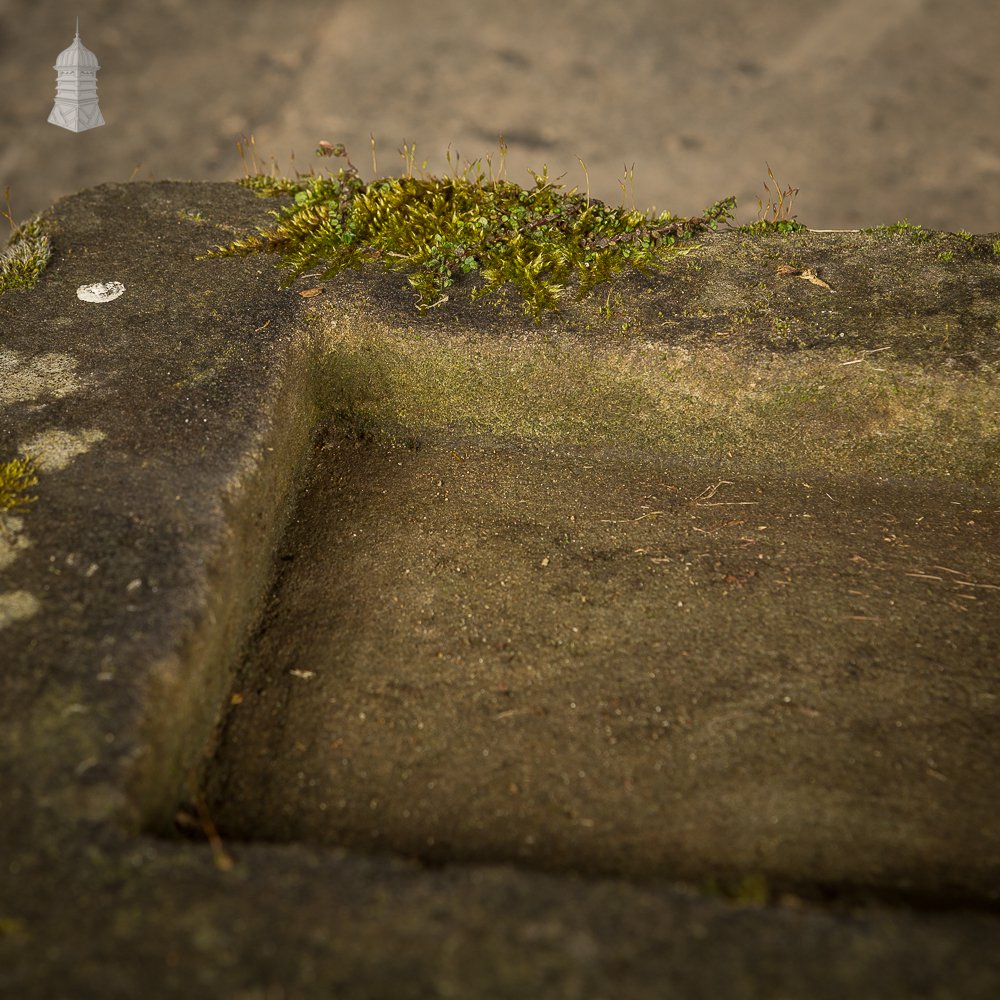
<box><xmin>0</xmin><ymin>589</ymin><xmax>39</xmax><ymax>628</ymax></box>
<box><xmin>0</xmin><ymin>348</ymin><xmax>84</xmax><ymax>405</ymax></box>
<box><xmin>20</xmin><ymin>426</ymin><xmax>106</xmax><ymax>470</ymax></box>
<box><xmin>0</xmin><ymin>180</ymin><xmax>998</xmax><ymax>998</ymax></box>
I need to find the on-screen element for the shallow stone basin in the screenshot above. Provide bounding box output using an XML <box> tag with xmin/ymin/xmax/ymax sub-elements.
<box><xmin>1</xmin><ymin>180</ymin><xmax>998</xmax><ymax>997</ymax></box>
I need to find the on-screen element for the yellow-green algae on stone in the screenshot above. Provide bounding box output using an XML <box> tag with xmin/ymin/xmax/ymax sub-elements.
<box><xmin>308</xmin><ymin>311</ymin><xmax>1000</xmax><ymax>489</ymax></box>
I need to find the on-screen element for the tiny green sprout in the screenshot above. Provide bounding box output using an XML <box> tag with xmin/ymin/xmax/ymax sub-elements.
<box><xmin>756</xmin><ymin>164</ymin><xmax>799</xmax><ymax>225</ymax></box>
<box><xmin>235</xmin><ymin>132</ymin><xmax>306</xmax><ymax>198</ymax></box>
<box><xmin>0</xmin><ymin>454</ymin><xmax>39</xmax><ymax>515</ymax></box>
<box><xmin>937</xmin><ymin>250</ymin><xmax>954</xmax><ymax>262</ymax></box>
<box><xmin>202</xmin><ymin>140</ymin><xmax>736</xmax><ymax>322</ymax></box>
<box><xmin>957</xmin><ymin>230</ymin><xmax>973</xmax><ymax>242</ymax></box>
<box><xmin>743</xmin><ymin>165</ymin><xmax>805</xmax><ymax>233</ymax></box>
<box><xmin>991</xmin><ymin>241</ymin><xmax>1000</xmax><ymax>256</ymax></box>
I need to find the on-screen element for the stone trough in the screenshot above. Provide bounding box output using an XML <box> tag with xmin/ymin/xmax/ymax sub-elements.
<box><xmin>1</xmin><ymin>180</ymin><xmax>998</xmax><ymax>998</ymax></box>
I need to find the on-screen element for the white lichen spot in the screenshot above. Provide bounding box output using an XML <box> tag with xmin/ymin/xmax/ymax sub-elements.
<box><xmin>77</xmin><ymin>281</ymin><xmax>124</xmax><ymax>303</ymax></box>
<box><xmin>20</xmin><ymin>428</ymin><xmax>106</xmax><ymax>471</ymax></box>
<box><xmin>0</xmin><ymin>514</ymin><xmax>31</xmax><ymax>572</ymax></box>
<box><xmin>0</xmin><ymin>348</ymin><xmax>84</xmax><ymax>405</ymax></box>
<box><xmin>0</xmin><ymin>590</ymin><xmax>41</xmax><ymax>629</ymax></box>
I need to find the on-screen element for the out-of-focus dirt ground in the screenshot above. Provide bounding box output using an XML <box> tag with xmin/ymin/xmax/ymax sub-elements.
<box><xmin>1</xmin><ymin>0</ymin><xmax>998</xmax><ymax>231</ymax></box>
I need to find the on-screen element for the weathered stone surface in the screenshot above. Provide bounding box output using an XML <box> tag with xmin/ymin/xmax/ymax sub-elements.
<box><xmin>1</xmin><ymin>181</ymin><xmax>998</xmax><ymax>998</ymax></box>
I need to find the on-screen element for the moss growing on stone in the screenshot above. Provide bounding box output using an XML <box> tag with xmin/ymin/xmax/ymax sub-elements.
<box><xmin>0</xmin><ymin>216</ymin><xmax>52</xmax><ymax>296</ymax></box>
<box><xmin>861</xmin><ymin>220</ymin><xmax>934</xmax><ymax>244</ymax></box>
<box><xmin>202</xmin><ymin>144</ymin><xmax>735</xmax><ymax>320</ymax></box>
<box><xmin>237</xmin><ymin>174</ymin><xmax>302</xmax><ymax>198</ymax></box>
<box><xmin>1</xmin><ymin>189</ymin><xmax>52</xmax><ymax>296</ymax></box>
<box><xmin>0</xmin><ymin>454</ymin><xmax>38</xmax><ymax>515</ymax></box>
<box><xmin>738</xmin><ymin>219</ymin><xmax>807</xmax><ymax>235</ymax></box>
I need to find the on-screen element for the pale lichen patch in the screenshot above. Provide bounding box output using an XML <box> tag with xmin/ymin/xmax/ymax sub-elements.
<box><xmin>0</xmin><ymin>590</ymin><xmax>41</xmax><ymax>630</ymax></box>
<box><xmin>20</xmin><ymin>428</ymin><xmax>106</xmax><ymax>472</ymax></box>
<box><xmin>0</xmin><ymin>348</ymin><xmax>84</xmax><ymax>405</ymax></box>
<box><xmin>0</xmin><ymin>514</ymin><xmax>31</xmax><ymax>572</ymax></box>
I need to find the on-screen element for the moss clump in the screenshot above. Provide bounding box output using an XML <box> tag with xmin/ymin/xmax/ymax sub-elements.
<box><xmin>738</xmin><ymin>219</ymin><xmax>807</xmax><ymax>236</ymax></box>
<box><xmin>862</xmin><ymin>220</ymin><xmax>933</xmax><ymax>245</ymax></box>
<box><xmin>202</xmin><ymin>144</ymin><xmax>734</xmax><ymax>320</ymax></box>
<box><xmin>0</xmin><ymin>216</ymin><xmax>52</xmax><ymax>296</ymax></box>
<box><xmin>236</xmin><ymin>174</ymin><xmax>302</xmax><ymax>198</ymax></box>
<box><xmin>0</xmin><ymin>454</ymin><xmax>39</xmax><ymax>515</ymax></box>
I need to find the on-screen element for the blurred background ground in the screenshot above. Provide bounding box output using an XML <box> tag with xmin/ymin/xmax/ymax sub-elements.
<box><xmin>1</xmin><ymin>0</ymin><xmax>998</xmax><ymax>232</ymax></box>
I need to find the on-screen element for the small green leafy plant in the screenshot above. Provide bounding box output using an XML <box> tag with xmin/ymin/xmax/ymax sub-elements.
<box><xmin>201</xmin><ymin>138</ymin><xmax>735</xmax><ymax>321</ymax></box>
<box><xmin>0</xmin><ymin>454</ymin><xmax>39</xmax><ymax>515</ymax></box>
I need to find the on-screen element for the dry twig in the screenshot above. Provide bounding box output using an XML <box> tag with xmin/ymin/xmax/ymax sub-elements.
<box><xmin>776</xmin><ymin>263</ymin><xmax>833</xmax><ymax>290</ymax></box>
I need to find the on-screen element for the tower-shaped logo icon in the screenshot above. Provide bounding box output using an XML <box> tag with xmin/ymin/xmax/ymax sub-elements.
<box><xmin>48</xmin><ymin>18</ymin><xmax>105</xmax><ymax>132</ymax></box>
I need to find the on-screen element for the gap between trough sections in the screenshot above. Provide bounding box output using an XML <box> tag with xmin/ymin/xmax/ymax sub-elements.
<box><xmin>126</xmin><ymin>329</ymin><xmax>327</xmax><ymax>836</ymax></box>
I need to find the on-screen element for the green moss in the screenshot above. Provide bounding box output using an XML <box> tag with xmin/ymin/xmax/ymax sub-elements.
<box><xmin>862</xmin><ymin>220</ymin><xmax>933</xmax><ymax>244</ymax></box>
<box><xmin>236</xmin><ymin>174</ymin><xmax>302</xmax><ymax>198</ymax></box>
<box><xmin>738</xmin><ymin>219</ymin><xmax>806</xmax><ymax>235</ymax></box>
<box><xmin>201</xmin><ymin>143</ymin><xmax>735</xmax><ymax>321</ymax></box>
<box><xmin>0</xmin><ymin>216</ymin><xmax>52</xmax><ymax>296</ymax></box>
<box><xmin>864</xmin><ymin>224</ymin><xmax>997</xmax><ymax>262</ymax></box>
<box><xmin>0</xmin><ymin>454</ymin><xmax>39</xmax><ymax>515</ymax></box>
